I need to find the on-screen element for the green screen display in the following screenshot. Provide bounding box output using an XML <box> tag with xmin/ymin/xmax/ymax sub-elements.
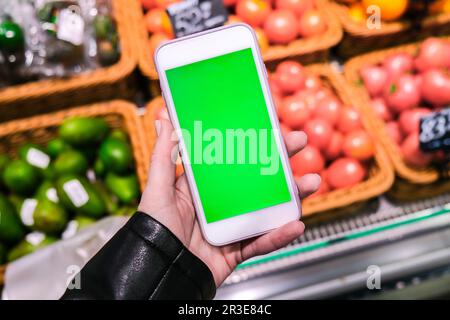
<box><xmin>166</xmin><ymin>48</ymin><xmax>291</xmax><ymax>223</ymax></box>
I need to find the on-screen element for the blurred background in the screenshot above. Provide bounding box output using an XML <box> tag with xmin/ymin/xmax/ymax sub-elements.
<box><xmin>0</xmin><ymin>0</ymin><xmax>449</xmax><ymax>299</ymax></box>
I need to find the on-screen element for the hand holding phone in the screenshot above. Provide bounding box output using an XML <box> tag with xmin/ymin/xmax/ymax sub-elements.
<box><xmin>138</xmin><ymin>117</ymin><xmax>320</xmax><ymax>286</ymax></box>
<box><xmin>154</xmin><ymin>24</ymin><xmax>305</xmax><ymax>245</ymax></box>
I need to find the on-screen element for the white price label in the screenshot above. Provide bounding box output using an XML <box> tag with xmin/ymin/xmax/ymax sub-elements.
<box><xmin>46</xmin><ymin>188</ymin><xmax>59</xmax><ymax>203</ymax></box>
<box><xmin>27</xmin><ymin>148</ymin><xmax>50</xmax><ymax>169</ymax></box>
<box><xmin>25</xmin><ymin>232</ymin><xmax>45</xmax><ymax>246</ymax></box>
<box><xmin>62</xmin><ymin>220</ymin><xmax>79</xmax><ymax>240</ymax></box>
<box><xmin>20</xmin><ymin>198</ymin><xmax>38</xmax><ymax>226</ymax></box>
<box><xmin>57</xmin><ymin>8</ymin><xmax>85</xmax><ymax>46</ymax></box>
<box><xmin>63</xmin><ymin>179</ymin><xmax>89</xmax><ymax>208</ymax></box>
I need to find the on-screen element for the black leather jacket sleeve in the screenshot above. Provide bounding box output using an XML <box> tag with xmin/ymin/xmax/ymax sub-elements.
<box><xmin>61</xmin><ymin>212</ymin><xmax>216</xmax><ymax>300</ymax></box>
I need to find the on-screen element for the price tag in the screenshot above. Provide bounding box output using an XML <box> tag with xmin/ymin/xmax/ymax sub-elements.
<box><xmin>46</xmin><ymin>188</ymin><xmax>59</xmax><ymax>203</ymax></box>
<box><xmin>26</xmin><ymin>148</ymin><xmax>50</xmax><ymax>169</ymax></box>
<box><xmin>25</xmin><ymin>232</ymin><xmax>45</xmax><ymax>246</ymax></box>
<box><xmin>57</xmin><ymin>7</ymin><xmax>85</xmax><ymax>46</ymax></box>
<box><xmin>20</xmin><ymin>199</ymin><xmax>38</xmax><ymax>227</ymax></box>
<box><xmin>62</xmin><ymin>220</ymin><xmax>79</xmax><ymax>240</ymax></box>
<box><xmin>166</xmin><ymin>0</ymin><xmax>228</xmax><ymax>38</ymax></box>
<box><xmin>63</xmin><ymin>179</ymin><xmax>89</xmax><ymax>208</ymax></box>
<box><xmin>419</xmin><ymin>108</ymin><xmax>450</xmax><ymax>152</ymax></box>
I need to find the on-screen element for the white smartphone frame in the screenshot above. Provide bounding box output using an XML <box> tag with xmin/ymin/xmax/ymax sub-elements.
<box><xmin>154</xmin><ymin>23</ymin><xmax>301</xmax><ymax>246</ymax></box>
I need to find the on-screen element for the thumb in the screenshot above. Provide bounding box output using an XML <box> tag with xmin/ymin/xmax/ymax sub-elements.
<box><xmin>146</xmin><ymin>119</ymin><xmax>179</xmax><ymax>194</ymax></box>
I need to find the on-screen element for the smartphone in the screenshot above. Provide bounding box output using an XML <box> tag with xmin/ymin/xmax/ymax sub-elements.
<box><xmin>154</xmin><ymin>24</ymin><xmax>301</xmax><ymax>246</ymax></box>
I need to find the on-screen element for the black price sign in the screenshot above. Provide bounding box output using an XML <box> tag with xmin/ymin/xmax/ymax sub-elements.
<box><xmin>166</xmin><ymin>0</ymin><xmax>228</xmax><ymax>38</ymax></box>
<box><xmin>419</xmin><ymin>108</ymin><xmax>450</xmax><ymax>152</ymax></box>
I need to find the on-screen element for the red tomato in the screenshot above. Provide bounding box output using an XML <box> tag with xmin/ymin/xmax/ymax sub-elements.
<box><xmin>298</xmin><ymin>9</ymin><xmax>327</xmax><ymax>37</ymax></box>
<box><xmin>304</xmin><ymin>118</ymin><xmax>333</xmax><ymax>150</ymax></box>
<box><xmin>337</xmin><ymin>107</ymin><xmax>362</xmax><ymax>133</ymax></box>
<box><xmin>145</xmin><ymin>9</ymin><xmax>172</xmax><ymax>36</ymax></box>
<box><xmin>276</xmin><ymin>0</ymin><xmax>313</xmax><ymax>17</ymax></box>
<box><xmin>314</xmin><ymin>87</ymin><xmax>335</xmax><ymax>104</ymax></box>
<box><xmin>383</xmin><ymin>52</ymin><xmax>414</xmax><ymax>80</ymax></box>
<box><xmin>279</xmin><ymin>95</ymin><xmax>311</xmax><ymax>129</ymax></box>
<box><xmin>290</xmin><ymin>145</ymin><xmax>325</xmax><ymax>176</ymax></box>
<box><xmin>314</xmin><ymin>96</ymin><xmax>342</xmax><ymax>126</ymax></box>
<box><xmin>360</xmin><ymin>66</ymin><xmax>388</xmax><ymax>98</ymax></box>
<box><xmin>399</xmin><ymin>108</ymin><xmax>431</xmax><ymax>135</ymax></box>
<box><xmin>421</xmin><ymin>69</ymin><xmax>450</xmax><ymax>107</ymax></box>
<box><xmin>295</xmin><ymin>88</ymin><xmax>318</xmax><ymax>111</ymax></box>
<box><xmin>324</xmin><ymin>131</ymin><xmax>343</xmax><ymax>161</ymax></box>
<box><xmin>279</xmin><ymin>122</ymin><xmax>292</xmax><ymax>136</ymax></box>
<box><xmin>327</xmin><ymin>158</ymin><xmax>366</xmax><ymax>189</ymax></box>
<box><xmin>275</xmin><ymin>61</ymin><xmax>305</xmax><ymax>93</ymax></box>
<box><xmin>370</xmin><ymin>97</ymin><xmax>392</xmax><ymax>121</ymax></box>
<box><xmin>141</xmin><ymin>0</ymin><xmax>156</xmax><ymax>10</ymax></box>
<box><xmin>155</xmin><ymin>0</ymin><xmax>179</xmax><ymax>8</ymax></box>
<box><xmin>303</xmin><ymin>74</ymin><xmax>323</xmax><ymax>91</ymax></box>
<box><xmin>264</xmin><ymin>10</ymin><xmax>298</xmax><ymax>44</ymax></box>
<box><xmin>386</xmin><ymin>121</ymin><xmax>403</xmax><ymax>145</ymax></box>
<box><xmin>401</xmin><ymin>132</ymin><xmax>433</xmax><ymax>167</ymax></box>
<box><xmin>415</xmin><ymin>37</ymin><xmax>450</xmax><ymax>72</ymax></box>
<box><xmin>236</xmin><ymin>0</ymin><xmax>271</xmax><ymax>27</ymax></box>
<box><xmin>342</xmin><ymin>130</ymin><xmax>375</xmax><ymax>161</ymax></box>
<box><xmin>383</xmin><ymin>74</ymin><xmax>421</xmax><ymax>113</ymax></box>
<box><xmin>268</xmin><ymin>74</ymin><xmax>283</xmax><ymax>96</ymax></box>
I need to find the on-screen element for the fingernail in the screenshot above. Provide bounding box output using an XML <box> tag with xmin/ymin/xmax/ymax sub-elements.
<box><xmin>155</xmin><ymin>120</ymin><xmax>161</xmax><ymax>136</ymax></box>
<box><xmin>293</xmin><ymin>131</ymin><xmax>307</xmax><ymax>143</ymax></box>
<box><xmin>312</xmin><ymin>173</ymin><xmax>322</xmax><ymax>186</ymax></box>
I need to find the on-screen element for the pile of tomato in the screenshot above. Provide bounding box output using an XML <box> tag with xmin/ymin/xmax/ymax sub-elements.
<box><xmin>141</xmin><ymin>0</ymin><xmax>328</xmax><ymax>56</ymax></box>
<box><xmin>359</xmin><ymin>37</ymin><xmax>450</xmax><ymax>168</ymax></box>
<box><xmin>270</xmin><ymin>61</ymin><xmax>375</xmax><ymax>197</ymax></box>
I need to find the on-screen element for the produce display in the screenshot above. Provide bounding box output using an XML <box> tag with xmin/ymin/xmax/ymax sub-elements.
<box><xmin>141</xmin><ymin>0</ymin><xmax>329</xmax><ymax>57</ymax></box>
<box><xmin>339</xmin><ymin>0</ymin><xmax>450</xmax><ymax>24</ymax></box>
<box><xmin>357</xmin><ymin>37</ymin><xmax>450</xmax><ymax>169</ymax></box>
<box><xmin>0</xmin><ymin>0</ymin><xmax>448</xmax><ymax>276</ymax></box>
<box><xmin>0</xmin><ymin>0</ymin><xmax>120</xmax><ymax>88</ymax></box>
<box><xmin>270</xmin><ymin>61</ymin><xmax>376</xmax><ymax>196</ymax></box>
<box><xmin>0</xmin><ymin>117</ymin><xmax>139</xmax><ymax>264</ymax></box>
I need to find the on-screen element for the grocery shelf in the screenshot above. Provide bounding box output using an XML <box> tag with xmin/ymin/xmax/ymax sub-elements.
<box><xmin>216</xmin><ymin>193</ymin><xmax>450</xmax><ymax>299</ymax></box>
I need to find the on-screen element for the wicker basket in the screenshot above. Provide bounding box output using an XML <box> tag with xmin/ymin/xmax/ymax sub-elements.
<box><xmin>331</xmin><ymin>1</ymin><xmax>450</xmax><ymax>58</ymax></box>
<box><xmin>0</xmin><ymin>0</ymin><xmax>138</xmax><ymax>122</ymax></box>
<box><xmin>141</xmin><ymin>65</ymin><xmax>394</xmax><ymax>217</ymax></box>
<box><xmin>0</xmin><ymin>100</ymin><xmax>150</xmax><ymax>284</ymax></box>
<box><xmin>344</xmin><ymin>40</ymin><xmax>449</xmax><ymax>185</ymax></box>
<box><xmin>0</xmin><ymin>100</ymin><xmax>149</xmax><ymax>190</ymax></box>
<box><xmin>387</xmin><ymin>178</ymin><xmax>450</xmax><ymax>203</ymax></box>
<box><xmin>135</xmin><ymin>0</ymin><xmax>343</xmax><ymax>80</ymax></box>
<box><xmin>0</xmin><ymin>265</ymin><xmax>4</xmax><ymax>287</ymax></box>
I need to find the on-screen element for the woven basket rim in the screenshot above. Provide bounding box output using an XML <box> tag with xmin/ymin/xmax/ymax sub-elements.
<box><xmin>141</xmin><ymin>64</ymin><xmax>394</xmax><ymax>216</ymax></box>
<box><xmin>136</xmin><ymin>0</ymin><xmax>343</xmax><ymax>80</ymax></box>
<box><xmin>331</xmin><ymin>1</ymin><xmax>450</xmax><ymax>37</ymax></box>
<box><xmin>344</xmin><ymin>39</ymin><xmax>450</xmax><ymax>184</ymax></box>
<box><xmin>0</xmin><ymin>0</ymin><xmax>136</xmax><ymax>105</ymax></box>
<box><xmin>0</xmin><ymin>265</ymin><xmax>4</xmax><ymax>286</ymax></box>
<box><xmin>0</xmin><ymin>99</ymin><xmax>149</xmax><ymax>190</ymax></box>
